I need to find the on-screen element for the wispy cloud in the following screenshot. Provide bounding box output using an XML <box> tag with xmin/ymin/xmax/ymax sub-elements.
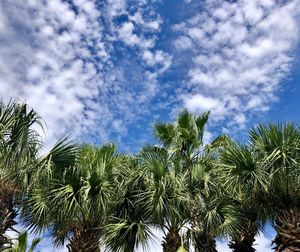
<box><xmin>1</xmin><ymin>0</ymin><xmax>298</xmax><ymax>146</ymax></box>
<box><xmin>173</xmin><ymin>0</ymin><xmax>300</xmax><ymax>130</ymax></box>
<box><xmin>0</xmin><ymin>0</ymin><xmax>171</xmax><ymax>147</ymax></box>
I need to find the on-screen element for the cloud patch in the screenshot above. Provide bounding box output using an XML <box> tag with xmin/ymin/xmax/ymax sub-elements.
<box><xmin>174</xmin><ymin>0</ymin><xmax>300</xmax><ymax>129</ymax></box>
<box><xmin>0</xmin><ymin>0</ymin><xmax>171</xmax><ymax>147</ymax></box>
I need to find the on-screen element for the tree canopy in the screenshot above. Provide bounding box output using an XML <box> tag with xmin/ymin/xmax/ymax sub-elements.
<box><xmin>1</xmin><ymin>100</ymin><xmax>300</xmax><ymax>252</ymax></box>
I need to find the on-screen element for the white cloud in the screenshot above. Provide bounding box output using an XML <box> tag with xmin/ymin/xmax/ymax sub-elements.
<box><xmin>203</xmin><ymin>130</ymin><xmax>213</xmax><ymax>145</ymax></box>
<box><xmin>0</xmin><ymin>8</ymin><xmax>6</xmax><ymax>31</ymax></box>
<box><xmin>142</xmin><ymin>50</ymin><xmax>172</xmax><ymax>73</ymax></box>
<box><xmin>174</xmin><ymin>0</ymin><xmax>300</xmax><ymax>129</ymax></box>
<box><xmin>253</xmin><ymin>233</ymin><xmax>273</xmax><ymax>252</ymax></box>
<box><xmin>216</xmin><ymin>239</ymin><xmax>231</xmax><ymax>252</ymax></box>
<box><xmin>129</xmin><ymin>11</ymin><xmax>162</xmax><ymax>30</ymax></box>
<box><xmin>234</xmin><ymin>113</ymin><xmax>246</xmax><ymax>128</ymax></box>
<box><xmin>184</xmin><ymin>94</ymin><xmax>219</xmax><ymax>112</ymax></box>
<box><xmin>106</xmin><ymin>0</ymin><xmax>126</xmax><ymax>18</ymax></box>
<box><xmin>183</xmin><ymin>94</ymin><xmax>227</xmax><ymax>121</ymax></box>
<box><xmin>118</xmin><ymin>21</ymin><xmax>142</xmax><ymax>46</ymax></box>
<box><xmin>187</xmin><ymin>27</ymin><xmax>205</xmax><ymax>42</ymax></box>
<box><xmin>174</xmin><ymin>35</ymin><xmax>193</xmax><ymax>50</ymax></box>
<box><xmin>0</xmin><ymin>0</ymin><xmax>171</xmax><ymax>148</ymax></box>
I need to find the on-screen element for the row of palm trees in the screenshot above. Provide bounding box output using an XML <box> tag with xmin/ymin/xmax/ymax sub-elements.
<box><xmin>0</xmin><ymin>100</ymin><xmax>300</xmax><ymax>252</ymax></box>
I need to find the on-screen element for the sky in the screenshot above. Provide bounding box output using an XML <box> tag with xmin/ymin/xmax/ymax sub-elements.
<box><xmin>0</xmin><ymin>0</ymin><xmax>300</xmax><ymax>251</ymax></box>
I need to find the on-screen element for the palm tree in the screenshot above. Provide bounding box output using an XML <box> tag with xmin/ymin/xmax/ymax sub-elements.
<box><xmin>154</xmin><ymin>109</ymin><xmax>239</xmax><ymax>251</ymax></box>
<box><xmin>23</xmin><ymin>144</ymin><xmax>126</xmax><ymax>252</ymax></box>
<box><xmin>154</xmin><ymin>109</ymin><xmax>210</xmax><ymax>173</ymax></box>
<box><xmin>138</xmin><ymin>145</ymin><xmax>189</xmax><ymax>252</ymax></box>
<box><xmin>219</xmin><ymin>142</ymin><xmax>269</xmax><ymax>252</ymax></box>
<box><xmin>186</xmin><ymin>153</ymin><xmax>244</xmax><ymax>252</ymax></box>
<box><xmin>249</xmin><ymin>123</ymin><xmax>300</xmax><ymax>252</ymax></box>
<box><xmin>0</xmin><ymin>100</ymin><xmax>42</xmax><ymax>249</ymax></box>
<box><xmin>104</xmin><ymin>156</ymin><xmax>154</xmax><ymax>252</ymax></box>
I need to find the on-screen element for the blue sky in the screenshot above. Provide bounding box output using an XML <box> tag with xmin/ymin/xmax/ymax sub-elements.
<box><xmin>0</xmin><ymin>0</ymin><xmax>299</xmax><ymax>251</ymax></box>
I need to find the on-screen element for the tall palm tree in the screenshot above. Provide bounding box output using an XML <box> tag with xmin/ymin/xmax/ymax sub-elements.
<box><xmin>186</xmin><ymin>153</ymin><xmax>244</xmax><ymax>252</ymax></box>
<box><xmin>138</xmin><ymin>145</ymin><xmax>189</xmax><ymax>252</ymax></box>
<box><xmin>104</xmin><ymin>156</ymin><xmax>154</xmax><ymax>252</ymax></box>
<box><xmin>154</xmin><ymin>109</ymin><xmax>210</xmax><ymax>173</ymax></box>
<box><xmin>154</xmin><ymin>109</ymin><xmax>239</xmax><ymax>252</ymax></box>
<box><xmin>249</xmin><ymin>123</ymin><xmax>300</xmax><ymax>252</ymax></box>
<box><xmin>23</xmin><ymin>144</ymin><xmax>126</xmax><ymax>252</ymax></box>
<box><xmin>219</xmin><ymin>142</ymin><xmax>269</xmax><ymax>252</ymax></box>
<box><xmin>0</xmin><ymin>100</ymin><xmax>42</xmax><ymax>249</ymax></box>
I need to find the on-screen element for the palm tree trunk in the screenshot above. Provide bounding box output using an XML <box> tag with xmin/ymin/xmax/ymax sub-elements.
<box><xmin>67</xmin><ymin>227</ymin><xmax>101</xmax><ymax>252</ymax></box>
<box><xmin>272</xmin><ymin>208</ymin><xmax>300</xmax><ymax>252</ymax></box>
<box><xmin>228</xmin><ymin>220</ymin><xmax>257</xmax><ymax>252</ymax></box>
<box><xmin>0</xmin><ymin>185</ymin><xmax>17</xmax><ymax>249</ymax></box>
<box><xmin>0</xmin><ymin>206</ymin><xmax>17</xmax><ymax>249</ymax></box>
<box><xmin>194</xmin><ymin>232</ymin><xmax>217</xmax><ymax>252</ymax></box>
<box><xmin>162</xmin><ymin>226</ymin><xmax>181</xmax><ymax>252</ymax></box>
<box><xmin>123</xmin><ymin>224</ymin><xmax>138</xmax><ymax>252</ymax></box>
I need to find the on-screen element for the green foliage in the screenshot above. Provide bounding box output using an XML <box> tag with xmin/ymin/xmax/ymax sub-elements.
<box><xmin>249</xmin><ymin>123</ymin><xmax>300</xmax><ymax>209</ymax></box>
<box><xmin>3</xmin><ymin>232</ymin><xmax>41</xmax><ymax>252</ymax></box>
<box><xmin>153</xmin><ymin>110</ymin><xmax>211</xmax><ymax>171</ymax></box>
<box><xmin>22</xmin><ymin>143</ymin><xmax>127</xmax><ymax>250</ymax></box>
<box><xmin>0</xmin><ymin>100</ymin><xmax>44</xmax><ymax>249</ymax></box>
<box><xmin>2</xmin><ymin>100</ymin><xmax>300</xmax><ymax>252</ymax></box>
